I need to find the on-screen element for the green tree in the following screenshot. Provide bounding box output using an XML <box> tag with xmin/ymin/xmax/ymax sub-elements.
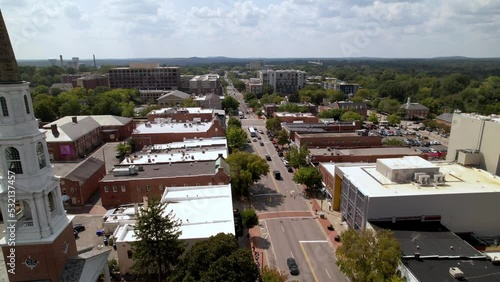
<box><xmin>226</xmin><ymin>152</ymin><xmax>270</xmax><ymax>198</ymax></box>
<box><xmin>276</xmin><ymin>129</ymin><xmax>289</xmax><ymax>146</ymax></box>
<box><xmin>293</xmin><ymin>166</ymin><xmax>322</xmax><ymax>192</ymax></box>
<box><xmin>277</xmin><ymin>103</ymin><xmax>308</xmax><ymax>113</ymax></box>
<box><xmin>341</xmin><ymin>111</ymin><xmax>363</xmax><ymax>122</ymax></box>
<box><xmin>285</xmin><ymin>146</ymin><xmax>309</xmax><ymax>168</ymax></box>
<box><xmin>33</xmin><ymin>85</ymin><xmax>50</xmax><ymax>96</ymax></box>
<box><xmin>384</xmin><ymin>138</ymin><xmax>405</xmax><ymax>146</ymax></box>
<box><xmin>326</xmin><ymin>89</ymin><xmax>345</xmax><ymax>102</ymax></box>
<box><xmin>116</xmin><ymin>142</ymin><xmax>132</xmax><ymax>158</ymax></box>
<box><xmin>368</xmin><ymin>112</ymin><xmax>379</xmax><ymax>124</ymax></box>
<box><xmin>131</xmin><ymin>197</ymin><xmax>185</xmax><ymax>281</ymax></box>
<box><xmin>182</xmin><ymin>98</ymin><xmax>198</xmax><ymax>107</ymax></box>
<box><xmin>387</xmin><ymin>114</ymin><xmax>401</xmax><ymax>125</ymax></box>
<box><xmin>227</xmin><ymin>116</ymin><xmax>242</xmax><ymax>129</ymax></box>
<box><xmin>168</xmin><ymin>233</ymin><xmax>259</xmax><ymax>282</ymax></box>
<box><xmin>265</xmin><ymin>116</ymin><xmax>282</xmax><ymax>134</ymax></box>
<box><xmin>318</xmin><ymin>109</ymin><xmax>344</xmax><ymax>120</ymax></box>
<box><xmin>336</xmin><ymin>229</ymin><xmax>402</xmax><ymax>282</ymax></box>
<box><xmin>241</xmin><ymin>208</ymin><xmax>259</xmax><ymax>229</ymax></box>
<box><xmin>33</xmin><ymin>101</ymin><xmax>57</xmax><ymax>122</ymax></box>
<box><xmin>227</xmin><ymin>127</ymin><xmax>248</xmax><ymax>152</ymax></box>
<box><xmin>377</xmin><ymin>98</ymin><xmax>401</xmax><ymax>114</ymax></box>
<box><xmin>222</xmin><ymin>96</ymin><xmax>240</xmax><ymax>114</ymax></box>
<box><xmin>261</xmin><ymin>266</ymin><xmax>288</xmax><ymax>282</ymax></box>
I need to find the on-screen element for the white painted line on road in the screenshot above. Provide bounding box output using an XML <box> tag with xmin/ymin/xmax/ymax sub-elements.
<box><xmin>281</xmin><ymin>225</ymin><xmax>285</xmax><ymax>232</ymax></box>
<box><xmin>291</xmin><ymin>251</ymin><xmax>294</xmax><ymax>258</ymax></box>
<box><xmin>299</xmin><ymin>240</ymin><xmax>329</xmax><ymax>243</ymax></box>
<box><xmin>325</xmin><ymin>269</ymin><xmax>331</xmax><ymax>279</ymax></box>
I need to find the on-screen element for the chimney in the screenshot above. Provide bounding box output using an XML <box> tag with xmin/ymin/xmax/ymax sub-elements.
<box><xmin>72</xmin><ymin>116</ymin><xmax>78</xmax><ymax>123</ymax></box>
<box><xmin>50</xmin><ymin>124</ymin><xmax>58</xmax><ymax>135</ymax></box>
<box><xmin>60</xmin><ymin>55</ymin><xmax>63</xmax><ymax>67</ymax></box>
<box><xmin>218</xmin><ymin>153</ymin><xmax>223</xmax><ymax>159</ymax></box>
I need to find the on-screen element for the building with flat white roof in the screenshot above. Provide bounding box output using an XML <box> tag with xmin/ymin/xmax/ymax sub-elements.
<box><xmin>112</xmin><ymin>184</ymin><xmax>234</xmax><ymax>275</ymax></box>
<box><xmin>447</xmin><ymin>112</ymin><xmax>500</xmax><ymax>176</ymax></box>
<box><xmin>323</xmin><ymin>156</ymin><xmax>500</xmax><ymax>236</ymax></box>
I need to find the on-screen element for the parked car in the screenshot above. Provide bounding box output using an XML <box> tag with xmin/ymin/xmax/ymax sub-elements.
<box><xmin>260</xmin><ymin>142</ymin><xmax>264</xmax><ymax>146</ymax></box>
<box><xmin>253</xmin><ymin>138</ymin><xmax>257</xmax><ymax>142</ymax></box>
<box><xmin>286</xmin><ymin>166</ymin><xmax>293</xmax><ymax>173</ymax></box>
<box><xmin>287</xmin><ymin>258</ymin><xmax>300</xmax><ymax>275</ymax></box>
<box><xmin>74</xmin><ymin>224</ymin><xmax>86</xmax><ymax>233</ymax></box>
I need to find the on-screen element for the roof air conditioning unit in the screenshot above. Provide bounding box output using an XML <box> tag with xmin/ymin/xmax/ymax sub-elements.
<box><xmin>434</xmin><ymin>174</ymin><xmax>445</xmax><ymax>185</ymax></box>
<box><xmin>418</xmin><ymin>174</ymin><xmax>430</xmax><ymax>186</ymax></box>
<box><xmin>414</xmin><ymin>172</ymin><xmax>427</xmax><ymax>182</ymax></box>
<box><xmin>449</xmin><ymin>267</ymin><xmax>464</xmax><ymax>279</ymax></box>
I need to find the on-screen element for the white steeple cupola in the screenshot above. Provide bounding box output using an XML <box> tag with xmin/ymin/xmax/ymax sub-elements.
<box><xmin>0</xmin><ymin>11</ymin><xmax>69</xmax><ymax>241</ymax></box>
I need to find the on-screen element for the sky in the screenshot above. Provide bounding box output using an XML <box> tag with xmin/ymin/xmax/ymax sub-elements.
<box><xmin>2</xmin><ymin>0</ymin><xmax>500</xmax><ymax>60</ymax></box>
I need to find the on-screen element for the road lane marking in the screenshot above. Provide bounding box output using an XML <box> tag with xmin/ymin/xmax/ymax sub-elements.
<box><xmin>291</xmin><ymin>251</ymin><xmax>294</xmax><ymax>258</ymax></box>
<box><xmin>281</xmin><ymin>225</ymin><xmax>285</xmax><ymax>232</ymax></box>
<box><xmin>264</xmin><ymin>220</ymin><xmax>280</xmax><ymax>272</ymax></box>
<box><xmin>299</xmin><ymin>242</ymin><xmax>319</xmax><ymax>282</ymax></box>
<box><xmin>299</xmin><ymin>240</ymin><xmax>329</xmax><ymax>243</ymax></box>
<box><xmin>325</xmin><ymin>269</ymin><xmax>331</xmax><ymax>279</ymax></box>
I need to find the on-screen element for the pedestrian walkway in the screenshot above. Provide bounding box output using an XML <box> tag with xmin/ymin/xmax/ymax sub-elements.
<box><xmin>305</xmin><ymin>198</ymin><xmax>348</xmax><ymax>251</ymax></box>
<box><xmin>257</xmin><ymin>211</ymin><xmax>312</xmax><ymax>220</ymax></box>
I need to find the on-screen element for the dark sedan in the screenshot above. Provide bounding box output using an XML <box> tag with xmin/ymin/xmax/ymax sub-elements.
<box><xmin>287</xmin><ymin>258</ymin><xmax>299</xmax><ymax>275</ymax></box>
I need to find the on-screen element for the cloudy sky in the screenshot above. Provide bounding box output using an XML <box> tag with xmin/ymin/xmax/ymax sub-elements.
<box><xmin>2</xmin><ymin>0</ymin><xmax>500</xmax><ymax>59</ymax></box>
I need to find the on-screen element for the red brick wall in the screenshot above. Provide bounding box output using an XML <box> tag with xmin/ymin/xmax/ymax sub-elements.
<box><xmin>99</xmin><ymin>169</ymin><xmax>230</xmax><ymax>207</ymax></box>
<box><xmin>296</xmin><ymin>135</ymin><xmax>382</xmax><ymax>148</ymax></box>
<box><xmin>131</xmin><ymin>120</ymin><xmax>225</xmax><ymax>147</ymax></box>
<box><xmin>61</xmin><ymin>162</ymin><xmax>106</xmax><ymax>206</ymax></box>
<box><xmin>275</xmin><ymin>115</ymin><xmax>319</xmax><ymax>123</ymax></box>
<box><xmin>2</xmin><ymin>223</ymin><xmax>77</xmax><ymax>282</ymax></box>
<box><xmin>311</xmin><ymin>152</ymin><xmax>428</xmax><ymax>163</ymax></box>
<box><xmin>147</xmin><ymin>112</ymin><xmax>214</xmax><ymax>122</ymax></box>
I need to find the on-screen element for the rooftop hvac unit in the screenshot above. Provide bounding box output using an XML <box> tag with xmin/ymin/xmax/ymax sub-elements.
<box><xmin>414</xmin><ymin>172</ymin><xmax>427</xmax><ymax>182</ymax></box>
<box><xmin>417</xmin><ymin>174</ymin><xmax>430</xmax><ymax>186</ymax></box>
<box><xmin>449</xmin><ymin>267</ymin><xmax>464</xmax><ymax>279</ymax></box>
<box><xmin>434</xmin><ymin>174</ymin><xmax>445</xmax><ymax>185</ymax></box>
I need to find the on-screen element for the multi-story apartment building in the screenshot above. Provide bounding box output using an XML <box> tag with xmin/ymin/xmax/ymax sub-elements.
<box><xmin>258</xmin><ymin>69</ymin><xmax>306</xmax><ymax>94</ymax></box>
<box><xmin>75</xmin><ymin>74</ymin><xmax>109</xmax><ymax>89</ymax></box>
<box><xmin>189</xmin><ymin>74</ymin><xmax>223</xmax><ymax>95</ymax></box>
<box><xmin>108</xmin><ymin>63</ymin><xmax>180</xmax><ymax>90</ymax></box>
<box><xmin>246</xmin><ymin>78</ymin><xmax>263</xmax><ymax>96</ymax></box>
<box><xmin>446</xmin><ymin>112</ymin><xmax>500</xmax><ymax>176</ymax></box>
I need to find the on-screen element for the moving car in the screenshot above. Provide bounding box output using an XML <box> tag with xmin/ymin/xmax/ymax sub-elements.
<box><xmin>265</xmin><ymin>154</ymin><xmax>271</xmax><ymax>161</ymax></box>
<box><xmin>287</xmin><ymin>258</ymin><xmax>299</xmax><ymax>275</ymax></box>
<box><xmin>260</xmin><ymin>142</ymin><xmax>264</xmax><ymax>146</ymax></box>
<box><xmin>273</xmin><ymin>170</ymin><xmax>281</xmax><ymax>180</ymax></box>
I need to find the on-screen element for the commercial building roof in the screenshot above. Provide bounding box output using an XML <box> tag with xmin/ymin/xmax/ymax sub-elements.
<box><xmin>63</xmin><ymin>157</ymin><xmax>105</xmax><ymax>184</ymax></box>
<box><xmin>404</xmin><ymin>259</ymin><xmax>500</xmax><ymax>282</ymax></box>
<box><xmin>436</xmin><ymin>113</ymin><xmax>453</xmax><ymax>123</ymax></box>
<box><xmin>101</xmin><ymin>160</ymin><xmax>221</xmax><ymax>181</ymax></box>
<box><xmin>133</xmin><ymin>120</ymin><xmax>214</xmax><ymax>134</ymax></box>
<box><xmin>310</xmin><ymin>147</ymin><xmax>423</xmax><ymax>157</ymax></box>
<box><xmin>454</xmin><ymin>112</ymin><xmax>500</xmax><ymax>123</ymax></box>
<box><xmin>114</xmin><ymin>184</ymin><xmax>234</xmax><ymax>242</ymax></box>
<box><xmin>149</xmin><ymin>107</ymin><xmax>220</xmax><ymax>115</ymax></box>
<box><xmin>45</xmin><ymin>116</ymin><xmax>101</xmax><ymax>142</ymax></box>
<box><xmin>275</xmin><ymin>112</ymin><xmax>316</xmax><ymax>117</ymax></box>
<box><xmin>44</xmin><ymin>115</ymin><xmax>132</xmax><ymax>128</ymax></box>
<box><xmin>121</xmin><ymin>148</ymin><xmax>227</xmax><ymax>165</ymax></box>
<box><xmin>156</xmin><ymin>90</ymin><xmax>191</xmax><ymax>101</ymax></box>
<box><xmin>296</xmin><ymin>132</ymin><xmax>360</xmax><ymax>138</ymax></box>
<box><xmin>337</xmin><ymin>159</ymin><xmax>500</xmax><ymax>197</ymax></box>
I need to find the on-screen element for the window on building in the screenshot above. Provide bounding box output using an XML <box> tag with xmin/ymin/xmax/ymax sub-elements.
<box><xmin>137</xmin><ymin>186</ymin><xmax>141</xmax><ymax>192</ymax></box>
<box><xmin>23</xmin><ymin>95</ymin><xmax>30</xmax><ymax>114</ymax></box>
<box><xmin>121</xmin><ymin>186</ymin><xmax>126</xmax><ymax>192</ymax></box>
<box><xmin>127</xmin><ymin>250</ymin><xmax>133</xmax><ymax>259</ymax></box>
<box><xmin>48</xmin><ymin>192</ymin><xmax>55</xmax><ymax>212</ymax></box>
<box><xmin>159</xmin><ymin>185</ymin><xmax>164</xmax><ymax>191</ymax></box>
<box><xmin>146</xmin><ymin>185</ymin><xmax>151</xmax><ymax>192</ymax></box>
<box><xmin>5</xmin><ymin>147</ymin><xmax>22</xmax><ymax>174</ymax></box>
<box><xmin>112</xmin><ymin>186</ymin><xmax>117</xmax><ymax>192</ymax></box>
<box><xmin>104</xmin><ymin>186</ymin><xmax>109</xmax><ymax>193</ymax></box>
<box><xmin>36</xmin><ymin>142</ymin><xmax>47</xmax><ymax>169</ymax></box>
<box><xmin>0</xmin><ymin>97</ymin><xmax>8</xmax><ymax>116</ymax></box>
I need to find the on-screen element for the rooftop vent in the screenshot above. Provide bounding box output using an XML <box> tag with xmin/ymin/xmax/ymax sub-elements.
<box><xmin>434</xmin><ymin>174</ymin><xmax>446</xmax><ymax>185</ymax></box>
<box><xmin>417</xmin><ymin>174</ymin><xmax>430</xmax><ymax>186</ymax></box>
<box><xmin>449</xmin><ymin>267</ymin><xmax>464</xmax><ymax>279</ymax></box>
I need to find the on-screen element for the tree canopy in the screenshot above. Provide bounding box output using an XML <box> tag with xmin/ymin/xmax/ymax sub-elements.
<box><xmin>285</xmin><ymin>146</ymin><xmax>309</xmax><ymax>169</ymax></box>
<box><xmin>241</xmin><ymin>208</ymin><xmax>259</xmax><ymax>229</ymax></box>
<box><xmin>336</xmin><ymin>229</ymin><xmax>403</xmax><ymax>282</ymax></box>
<box><xmin>261</xmin><ymin>266</ymin><xmax>288</xmax><ymax>282</ymax></box>
<box><xmin>131</xmin><ymin>197</ymin><xmax>185</xmax><ymax>281</ymax></box>
<box><xmin>276</xmin><ymin>129</ymin><xmax>289</xmax><ymax>146</ymax></box>
<box><xmin>227</xmin><ymin>127</ymin><xmax>248</xmax><ymax>152</ymax></box>
<box><xmin>226</xmin><ymin>151</ymin><xmax>270</xmax><ymax>198</ymax></box>
<box><xmin>341</xmin><ymin>111</ymin><xmax>363</xmax><ymax>122</ymax></box>
<box><xmin>265</xmin><ymin>116</ymin><xmax>282</xmax><ymax>134</ymax></box>
<box><xmin>168</xmin><ymin>233</ymin><xmax>260</xmax><ymax>282</ymax></box>
<box><xmin>222</xmin><ymin>96</ymin><xmax>240</xmax><ymax>114</ymax></box>
<box><xmin>293</xmin><ymin>166</ymin><xmax>322</xmax><ymax>192</ymax></box>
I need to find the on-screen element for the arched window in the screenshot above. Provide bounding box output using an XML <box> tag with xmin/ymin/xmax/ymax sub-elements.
<box><xmin>24</xmin><ymin>95</ymin><xmax>30</xmax><ymax>114</ymax></box>
<box><xmin>36</xmin><ymin>142</ymin><xmax>47</xmax><ymax>169</ymax></box>
<box><xmin>0</xmin><ymin>97</ymin><xmax>8</xmax><ymax>117</ymax></box>
<box><xmin>5</xmin><ymin>147</ymin><xmax>22</xmax><ymax>174</ymax></box>
<box><xmin>48</xmin><ymin>192</ymin><xmax>55</xmax><ymax>213</ymax></box>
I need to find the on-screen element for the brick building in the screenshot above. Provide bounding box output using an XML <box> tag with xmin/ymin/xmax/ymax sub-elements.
<box><xmin>311</xmin><ymin>147</ymin><xmax>427</xmax><ymax>164</ymax></box>
<box><xmin>274</xmin><ymin>112</ymin><xmax>319</xmax><ymax>123</ymax></box>
<box><xmin>155</xmin><ymin>90</ymin><xmax>191</xmax><ymax>105</ymax></box>
<box><xmin>263</xmin><ymin>103</ymin><xmax>317</xmax><ymax>118</ymax></box>
<box><xmin>294</xmin><ymin>132</ymin><xmax>382</xmax><ymax>148</ymax></box>
<box><xmin>108</xmin><ymin>63</ymin><xmax>180</xmax><ymax>90</ymax></box>
<box><xmin>44</xmin><ymin>115</ymin><xmax>134</xmax><ymax>161</ymax></box>
<box><xmin>282</xmin><ymin>121</ymin><xmax>362</xmax><ymax>141</ymax></box>
<box><xmin>74</xmin><ymin>74</ymin><xmax>109</xmax><ymax>89</ymax></box>
<box><xmin>245</xmin><ymin>78</ymin><xmax>263</xmax><ymax>96</ymax></box>
<box><xmin>400</xmin><ymin>97</ymin><xmax>429</xmax><ymax>119</ymax></box>
<box><xmin>193</xmin><ymin>93</ymin><xmax>223</xmax><ymax>110</ymax></box>
<box><xmin>146</xmin><ymin>107</ymin><xmax>225</xmax><ymax>125</ymax></box>
<box><xmin>189</xmin><ymin>74</ymin><xmax>223</xmax><ymax>95</ymax></box>
<box><xmin>59</xmin><ymin>157</ymin><xmax>106</xmax><ymax>206</ymax></box>
<box><xmin>99</xmin><ymin>158</ymin><xmax>231</xmax><ymax>207</ymax></box>
<box><xmin>322</xmin><ymin>101</ymin><xmax>368</xmax><ymax>118</ymax></box>
<box><xmin>131</xmin><ymin>119</ymin><xmax>225</xmax><ymax>147</ymax></box>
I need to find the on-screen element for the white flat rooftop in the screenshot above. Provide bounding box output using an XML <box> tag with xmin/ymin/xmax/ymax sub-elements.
<box><xmin>134</xmin><ymin>121</ymin><xmax>213</xmax><ymax>134</ymax></box>
<box><xmin>339</xmin><ymin>163</ymin><xmax>500</xmax><ymax>197</ymax></box>
<box><xmin>275</xmin><ymin>112</ymin><xmax>315</xmax><ymax>117</ymax></box>
<box><xmin>378</xmin><ymin>156</ymin><xmax>437</xmax><ymax>169</ymax></box>
<box><xmin>150</xmin><ymin>107</ymin><xmax>214</xmax><ymax>115</ymax></box>
<box><xmin>121</xmin><ymin>148</ymin><xmax>227</xmax><ymax>165</ymax></box>
<box><xmin>114</xmin><ymin>184</ymin><xmax>234</xmax><ymax>242</ymax></box>
<box><xmin>145</xmin><ymin>138</ymin><xmax>227</xmax><ymax>150</ymax></box>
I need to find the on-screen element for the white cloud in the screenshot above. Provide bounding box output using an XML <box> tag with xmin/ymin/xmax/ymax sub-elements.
<box><xmin>1</xmin><ymin>0</ymin><xmax>499</xmax><ymax>59</ymax></box>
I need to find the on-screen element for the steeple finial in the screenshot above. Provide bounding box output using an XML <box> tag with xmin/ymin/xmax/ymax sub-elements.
<box><xmin>0</xmin><ymin>10</ymin><xmax>21</xmax><ymax>84</ymax></box>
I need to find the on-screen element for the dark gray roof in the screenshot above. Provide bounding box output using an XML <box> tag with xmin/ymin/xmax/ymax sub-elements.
<box><xmin>64</xmin><ymin>157</ymin><xmax>105</xmax><ymax>184</ymax></box>
<box><xmin>403</xmin><ymin>259</ymin><xmax>500</xmax><ymax>282</ymax></box>
<box><xmin>60</xmin><ymin>248</ymin><xmax>111</xmax><ymax>282</ymax></box>
<box><xmin>370</xmin><ymin>221</ymin><xmax>482</xmax><ymax>258</ymax></box>
<box><xmin>158</xmin><ymin>90</ymin><xmax>191</xmax><ymax>101</ymax></box>
<box><xmin>329</xmin><ymin>101</ymin><xmax>367</xmax><ymax>110</ymax></box>
<box><xmin>101</xmin><ymin>160</ymin><xmax>223</xmax><ymax>181</ymax></box>
<box><xmin>436</xmin><ymin>113</ymin><xmax>453</xmax><ymax>123</ymax></box>
<box><xmin>400</xmin><ymin>103</ymin><xmax>429</xmax><ymax>110</ymax></box>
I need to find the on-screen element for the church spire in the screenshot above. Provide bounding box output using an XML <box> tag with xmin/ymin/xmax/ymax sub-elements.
<box><xmin>0</xmin><ymin>10</ymin><xmax>21</xmax><ymax>84</ymax></box>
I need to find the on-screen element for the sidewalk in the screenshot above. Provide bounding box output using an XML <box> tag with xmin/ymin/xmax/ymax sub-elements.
<box><xmin>305</xmin><ymin>198</ymin><xmax>348</xmax><ymax>251</ymax></box>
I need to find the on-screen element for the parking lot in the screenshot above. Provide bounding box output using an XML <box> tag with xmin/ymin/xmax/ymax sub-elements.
<box><xmin>73</xmin><ymin>215</ymin><xmax>117</xmax><ymax>260</ymax></box>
